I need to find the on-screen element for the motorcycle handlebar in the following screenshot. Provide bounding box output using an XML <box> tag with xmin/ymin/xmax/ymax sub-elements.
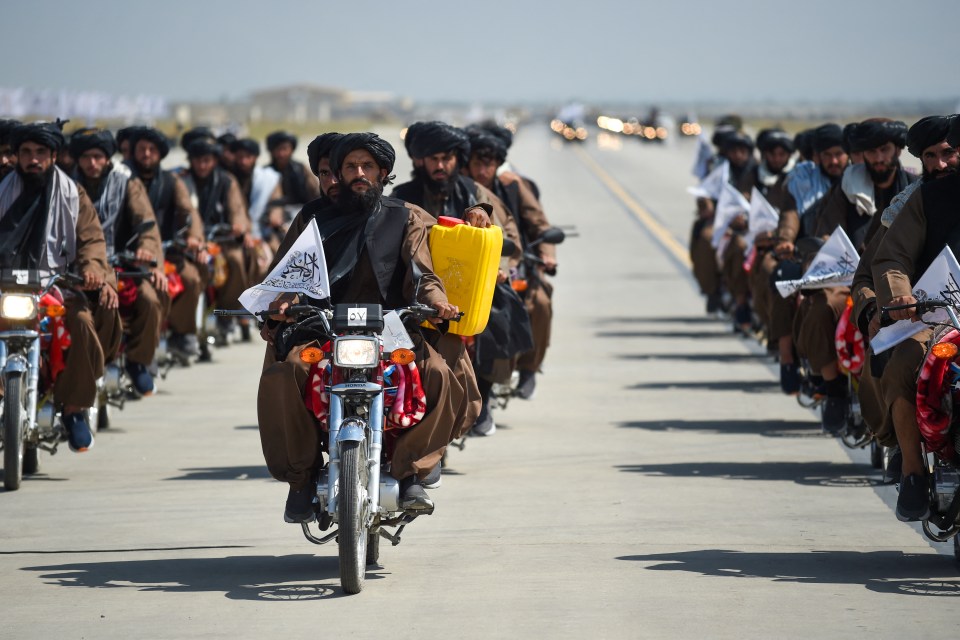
<box><xmin>879</xmin><ymin>299</ymin><xmax>953</xmax><ymax>327</ymax></box>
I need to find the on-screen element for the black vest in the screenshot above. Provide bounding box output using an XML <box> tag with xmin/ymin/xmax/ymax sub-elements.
<box><xmin>915</xmin><ymin>173</ymin><xmax>960</xmax><ymax>278</ymax></box>
<box><xmin>141</xmin><ymin>170</ymin><xmax>177</xmax><ymax>241</ymax></box>
<box><xmin>392</xmin><ymin>175</ymin><xmax>479</xmax><ymax>219</ymax></box>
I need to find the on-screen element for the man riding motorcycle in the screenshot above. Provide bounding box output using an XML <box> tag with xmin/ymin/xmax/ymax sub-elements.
<box><xmin>0</xmin><ymin>122</ymin><xmax>120</xmax><ymax>451</ymax></box>
<box><xmin>257</xmin><ymin>133</ymin><xmax>484</xmax><ymax>523</ymax></box>
<box><xmin>71</xmin><ymin>128</ymin><xmax>165</xmax><ymax>395</ymax></box>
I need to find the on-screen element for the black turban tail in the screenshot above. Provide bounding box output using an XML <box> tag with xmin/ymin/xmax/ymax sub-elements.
<box><xmin>907</xmin><ymin>115</ymin><xmax>957</xmax><ymax>158</ymax></box>
<box><xmin>70</xmin><ymin>129</ymin><xmax>117</xmax><ymax>158</ymax></box>
<box><xmin>811</xmin><ymin>124</ymin><xmax>844</xmax><ymax>153</ymax></box>
<box><xmin>949</xmin><ymin>116</ymin><xmax>960</xmax><ymax>148</ymax></box>
<box><xmin>846</xmin><ymin>120</ymin><xmax>907</xmax><ymax>153</ymax></box>
<box><xmin>404</xmin><ymin>121</ymin><xmax>469</xmax><ymax>161</ymax></box>
<box><xmin>476</xmin><ymin>121</ymin><xmax>513</xmax><ymax>150</ymax></box>
<box><xmin>10</xmin><ymin>122</ymin><xmax>65</xmax><ymax>152</ymax></box>
<box><xmin>266</xmin><ymin>131</ymin><xmax>297</xmax><ymax>152</ymax></box>
<box><xmin>129</xmin><ymin>127</ymin><xmax>170</xmax><ymax>159</ymax></box>
<box><xmin>329</xmin><ymin>132</ymin><xmax>396</xmax><ymax>177</ymax></box>
<box><xmin>230</xmin><ymin>138</ymin><xmax>260</xmax><ymax>156</ymax></box>
<box><xmin>307</xmin><ymin>132</ymin><xmax>344</xmax><ymax>176</ymax></box>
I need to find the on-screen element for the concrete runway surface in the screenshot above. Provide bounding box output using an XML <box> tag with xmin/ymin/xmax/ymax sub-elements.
<box><xmin>0</xmin><ymin>126</ymin><xmax>957</xmax><ymax>639</ymax></box>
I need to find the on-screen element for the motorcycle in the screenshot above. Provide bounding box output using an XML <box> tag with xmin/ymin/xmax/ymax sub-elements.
<box><xmin>99</xmin><ymin>222</ymin><xmax>160</xmax><ymax>423</ymax></box>
<box><xmin>882</xmin><ymin>297</ymin><xmax>960</xmax><ymax>561</ymax></box>
<box><xmin>488</xmin><ymin>226</ymin><xmax>572</xmax><ymax>410</ymax></box>
<box><xmin>199</xmin><ymin>223</ymin><xmax>245</xmax><ymax>359</ymax></box>
<box><xmin>217</xmin><ymin>269</ymin><xmax>455</xmax><ymax>594</ymax></box>
<box><xmin>0</xmin><ymin>269</ymin><xmax>91</xmax><ymax>490</ymax></box>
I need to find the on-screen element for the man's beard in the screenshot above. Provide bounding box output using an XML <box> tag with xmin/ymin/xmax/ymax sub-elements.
<box><xmin>415</xmin><ymin>164</ymin><xmax>452</xmax><ymax>195</ymax></box>
<box><xmin>16</xmin><ymin>164</ymin><xmax>52</xmax><ymax>189</ymax></box>
<box><xmin>923</xmin><ymin>165</ymin><xmax>957</xmax><ymax>182</ymax></box>
<box><xmin>866</xmin><ymin>160</ymin><xmax>897</xmax><ymax>184</ymax></box>
<box><xmin>337</xmin><ymin>178</ymin><xmax>383</xmax><ymax>214</ymax></box>
<box><xmin>134</xmin><ymin>160</ymin><xmax>159</xmax><ymax>179</ymax></box>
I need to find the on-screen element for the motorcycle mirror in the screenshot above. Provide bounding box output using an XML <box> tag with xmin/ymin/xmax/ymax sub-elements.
<box><xmin>538</xmin><ymin>227</ymin><xmax>566</xmax><ymax>245</ymax></box>
<box><xmin>501</xmin><ymin>237</ymin><xmax>517</xmax><ymax>257</ymax></box>
<box><xmin>125</xmin><ymin>220</ymin><xmax>158</xmax><ymax>249</ymax></box>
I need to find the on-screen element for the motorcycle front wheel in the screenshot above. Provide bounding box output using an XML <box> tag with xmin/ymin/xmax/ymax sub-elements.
<box><xmin>3</xmin><ymin>372</ymin><xmax>25</xmax><ymax>491</ymax></box>
<box><xmin>337</xmin><ymin>439</ymin><xmax>369</xmax><ymax>594</ymax></box>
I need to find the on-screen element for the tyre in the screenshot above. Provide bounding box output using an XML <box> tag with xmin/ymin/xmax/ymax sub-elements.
<box><xmin>3</xmin><ymin>373</ymin><xmax>25</xmax><ymax>491</ymax></box>
<box><xmin>366</xmin><ymin>531</ymin><xmax>380</xmax><ymax>566</ymax></box>
<box><xmin>97</xmin><ymin>402</ymin><xmax>110</xmax><ymax>431</ymax></box>
<box><xmin>337</xmin><ymin>439</ymin><xmax>369</xmax><ymax>594</ymax></box>
<box><xmin>954</xmin><ymin>535</ymin><xmax>960</xmax><ymax>564</ymax></box>
<box><xmin>870</xmin><ymin>441</ymin><xmax>883</xmax><ymax>469</ymax></box>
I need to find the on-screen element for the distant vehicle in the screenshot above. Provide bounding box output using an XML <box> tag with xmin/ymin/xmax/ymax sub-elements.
<box><xmin>678</xmin><ymin>113</ymin><xmax>702</xmax><ymax>137</ymax></box>
<box><xmin>550</xmin><ymin>118</ymin><xmax>587</xmax><ymax>142</ymax></box>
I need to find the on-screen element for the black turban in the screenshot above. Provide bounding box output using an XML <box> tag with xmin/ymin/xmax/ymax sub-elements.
<box><xmin>715</xmin><ymin>114</ymin><xmax>743</xmax><ymax>131</ymax></box>
<box><xmin>722</xmin><ymin>131</ymin><xmax>754</xmax><ymax>152</ymax></box>
<box><xmin>129</xmin><ymin>127</ymin><xmax>170</xmax><ymax>159</ymax></box>
<box><xmin>465</xmin><ymin>125</ymin><xmax>508</xmax><ymax>164</ymax></box>
<box><xmin>330</xmin><ymin>132</ymin><xmax>396</xmax><ymax>179</ymax></box>
<box><xmin>906</xmin><ymin>115</ymin><xmax>957</xmax><ymax>158</ymax></box>
<box><xmin>476</xmin><ymin>120</ymin><xmax>513</xmax><ymax>150</ymax></box>
<box><xmin>10</xmin><ymin>122</ymin><xmax>66</xmax><ymax>152</ymax></box>
<box><xmin>711</xmin><ymin>124</ymin><xmax>738</xmax><ymax>150</ymax></box>
<box><xmin>404</xmin><ymin>121</ymin><xmax>469</xmax><ymax>162</ymax></box>
<box><xmin>70</xmin><ymin>128</ymin><xmax>117</xmax><ymax>158</ymax></box>
<box><xmin>0</xmin><ymin>119</ymin><xmax>23</xmax><ymax>146</ymax></box>
<box><xmin>266</xmin><ymin>130</ymin><xmax>297</xmax><ymax>152</ymax></box>
<box><xmin>846</xmin><ymin>118</ymin><xmax>907</xmax><ymax>153</ymax></box>
<box><xmin>186</xmin><ymin>139</ymin><xmax>221</xmax><ymax>159</ymax></box>
<box><xmin>230</xmin><ymin>138</ymin><xmax>260</xmax><ymax>156</ymax></box>
<box><xmin>811</xmin><ymin>123</ymin><xmax>844</xmax><ymax>153</ymax></box>
<box><xmin>217</xmin><ymin>132</ymin><xmax>237</xmax><ymax>147</ymax></box>
<box><xmin>115</xmin><ymin>125</ymin><xmax>142</xmax><ymax>147</ymax></box>
<box><xmin>756</xmin><ymin>128</ymin><xmax>794</xmax><ymax>154</ymax></box>
<box><xmin>306</xmin><ymin>132</ymin><xmax>344</xmax><ymax>177</ymax></box>
<box><xmin>949</xmin><ymin>117</ymin><xmax>960</xmax><ymax>148</ymax></box>
<box><xmin>794</xmin><ymin>129</ymin><xmax>815</xmax><ymax>159</ymax></box>
<box><xmin>181</xmin><ymin>127</ymin><xmax>216</xmax><ymax>151</ymax></box>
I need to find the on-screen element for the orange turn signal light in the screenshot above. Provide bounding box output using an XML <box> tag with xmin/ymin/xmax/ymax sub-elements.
<box><xmin>512</xmin><ymin>279</ymin><xmax>529</xmax><ymax>292</ymax></box>
<box><xmin>45</xmin><ymin>304</ymin><xmax>66</xmax><ymax>318</ymax></box>
<box><xmin>164</xmin><ymin>260</ymin><xmax>177</xmax><ymax>275</ymax></box>
<box><xmin>932</xmin><ymin>343</ymin><xmax>958</xmax><ymax>360</ymax></box>
<box><xmin>390</xmin><ymin>348</ymin><xmax>416</xmax><ymax>365</ymax></box>
<box><xmin>207</xmin><ymin>242</ymin><xmax>221</xmax><ymax>256</ymax></box>
<box><xmin>299</xmin><ymin>346</ymin><xmax>325</xmax><ymax>363</ymax></box>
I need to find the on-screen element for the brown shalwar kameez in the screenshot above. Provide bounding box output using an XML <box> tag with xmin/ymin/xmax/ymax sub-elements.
<box><xmin>257</xmin><ymin>200</ymin><xmax>480</xmax><ymax>489</ymax></box>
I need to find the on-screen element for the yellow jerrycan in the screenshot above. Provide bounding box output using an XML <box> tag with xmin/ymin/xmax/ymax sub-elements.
<box><xmin>428</xmin><ymin>216</ymin><xmax>502</xmax><ymax>336</ymax></box>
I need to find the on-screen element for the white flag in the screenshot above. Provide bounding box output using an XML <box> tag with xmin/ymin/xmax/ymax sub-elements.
<box><xmin>687</xmin><ymin>160</ymin><xmax>728</xmax><ymax>200</ymax></box>
<box><xmin>711</xmin><ymin>182</ymin><xmax>750</xmax><ymax>248</ymax></box>
<box><xmin>744</xmin><ymin>187</ymin><xmax>780</xmax><ymax>250</ymax></box>
<box><xmin>775</xmin><ymin>227</ymin><xmax>859</xmax><ymax>297</ymax></box>
<box><xmin>238</xmin><ymin>218</ymin><xmax>330</xmax><ymax>315</ymax></box>
<box><xmin>691</xmin><ymin>133</ymin><xmax>713</xmax><ymax>180</ymax></box>
<box><xmin>871</xmin><ymin>246</ymin><xmax>960</xmax><ymax>354</ymax></box>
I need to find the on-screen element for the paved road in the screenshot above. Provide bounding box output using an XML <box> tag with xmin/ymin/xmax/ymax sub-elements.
<box><xmin>1</xmin><ymin>126</ymin><xmax>957</xmax><ymax>639</ymax></box>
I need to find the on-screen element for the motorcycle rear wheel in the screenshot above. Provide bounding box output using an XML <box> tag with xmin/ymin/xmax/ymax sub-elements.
<box><xmin>870</xmin><ymin>440</ymin><xmax>883</xmax><ymax>469</ymax></box>
<box><xmin>337</xmin><ymin>440</ymin><xmax>369</xmax><ymax>594</ymax></box>
<box><xmin>3</xmin><ymin>373</ymin><xmax>25</xmax><ymax>491</ymax></box>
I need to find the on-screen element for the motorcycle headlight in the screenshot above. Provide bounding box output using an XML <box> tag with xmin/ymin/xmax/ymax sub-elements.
<box><xmin>333</xmin><ymin>337</ymin><xmax>379</xmax><ymax>368</ymax></box>
<box><xmin>0</xmin><ymin>293</ymin><xmax>38</xmax><ymax>320</ymax></box>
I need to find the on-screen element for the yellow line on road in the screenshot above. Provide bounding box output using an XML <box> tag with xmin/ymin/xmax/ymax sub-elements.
<box><xmin>573</xmin><ymin>145</ymin><xmax>692</xmax><ymax>268</ymax></box>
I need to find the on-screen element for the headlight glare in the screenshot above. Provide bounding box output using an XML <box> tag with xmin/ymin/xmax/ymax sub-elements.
<box><xmin>1</xmin><ymin>294</ymin><xmax>38</xmax><ymax>320</ymax></box>
<box><xmin>334</xmin><ymin>337</ymin><xmax>379</xmax><ymax>368</ymax></box>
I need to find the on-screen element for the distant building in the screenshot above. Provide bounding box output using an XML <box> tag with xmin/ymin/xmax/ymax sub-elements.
<box><xmin>249</xmin><ymin>85</ymin><xmax>347</xmax><ymax>123</ymax></box>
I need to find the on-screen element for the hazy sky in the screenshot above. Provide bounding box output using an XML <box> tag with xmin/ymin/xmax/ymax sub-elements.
<box><xmin>5</xmin><ymin>0</ymin><xmax>958</xmax><ymax>105</ymax></box>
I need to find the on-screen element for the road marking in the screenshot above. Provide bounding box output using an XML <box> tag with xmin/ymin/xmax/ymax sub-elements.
<box><xmin>573</xmin><ymin>145</ymin><xmax>692</xmax><ymax>268</ymax></box>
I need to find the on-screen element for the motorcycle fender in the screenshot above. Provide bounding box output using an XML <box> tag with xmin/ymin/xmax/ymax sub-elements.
<box><xmin>336</xmin><ymin>422</ymin><xmax>366</xmax><ymax>445</ymax></box>
<box><xmin>3</xmin><ymin>354</ymin><xmax>28</xmax><ymax>375</ymax></box>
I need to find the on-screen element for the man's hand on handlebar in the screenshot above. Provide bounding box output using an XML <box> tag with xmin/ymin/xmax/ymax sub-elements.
<box><xmin>267</xmin><ymin>292</ymin><xmax>299</xmax><ymax>323</ymax></box>
<box><xmin>542</xmin><ymin>256</ymin><xmax>558</xmax><ymax>272</ymax></box>
<box><xmin>135</xmin><ymin>248</ymin><xmax>156</xmax><ymax>264</ymax></box>
<box><xmin>81</xmin><ymin>269</ymin><xmax>105</xmax><ymax>291</ymax></box>
<box><xmin>432</xmin><ymin>301</ymin><xmax>460</xmax><ymax>320</ymax></box>
<box><xmin>887</xmin><ymin>295</ymin><xmax>920</xmax><ymax>322</ymax></box>
<box><xmin>99</xmin><ymin>284</ymin><xmax>119</xmax><ymax>310</ymax></box>
<box><xmin>151</xmin><ymin>267</ymin><xmax>169</xmax><ymax>294</ymax></box>
<box><xmin>774</xmin><ymin>241</ymin><xmax>794</xmax><ymax>258</ymax></box>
